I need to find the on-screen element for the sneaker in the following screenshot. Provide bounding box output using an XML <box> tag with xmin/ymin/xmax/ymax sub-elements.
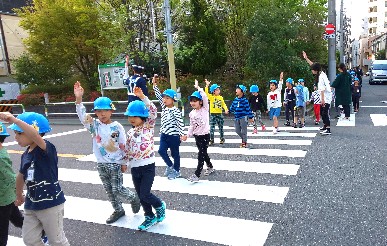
<box><xmin>138</xmin><ymin>216</ymin><xmax>157</xmax><ymax>231</ymax></box>
<box><xmin>167</xmin><ymin>169</ymin><xmax>181</xmax><ymax>180</ymax></box>
<box><xmin>204</xmin><ymin>168</ymin><xmax>215</xmax><ymax>176</ymax></box>
<box><xmin>219</xmin><ymin>138</ymin><xmax>225</xmax><ymax>144</ymax></box>
<box><xmin>240</xmin><ymin>142</ymin><xmax>247</xmax><ymax>148</ymax></box>
<box><xmin>319</xmin><ymin>126</ymin><xmax>326</xmax><ymax>131</ymax></box>
<box><xmin>253</xmin><ymin>129</ymin><xmax>258</xmax><ymax>134</ymax></box>
<box><xmin>164</xmin><ymin>166</ymin><xmax>173</xmax><ymax>177</ymax></box>
<box><xmin>131</xmin><ymin>195</ymin><xmax>141</xmax><ymax>214</ymax></box>
<box><xmin>284</xmin><ymin>121</ymin><xmax>290</xmax><ymax>126</ymax></box>
<box><xmin>155</xmin><ymin>201</ymin><xmax>166</xmax><ymax>223</ymax></box>
<box><xmin>41</xmin><ymin>230</ymin><xmax>49</xmax><ymax>245</ymax></box>
<box><xmin>187</xmin><ymin>174</ymin><xmax>200</xmax><ymax>182</ymax></box>
<box><xmin>261</xmin><ymin>125</ymin><xmax>266</xmax><ymax>131</ymax></box>
<box><xmin>272</xmin><ymin>128</ymin><xmax>278</xmax><ymax>134</ymax></box>
<box><xmin>209</xmin><ymin>140</ymin><xmax>214</xmax><ymax>146</ymax></box>
<box><xmin>320</xmin><ymin>129</ymin><xmax>331</xmax><ymax>135</ymax></box>
<box><xmin>293</xmin><ymin>123</ymin><xmax>297</xmax><ymax>128</ymax></box>
<box><xmin>315</xmin><ymin>121</ymin><xmax>319</xmax><ymax>125</ymax></box>
<box><xmin>106</xmin><ymin>210</ymin><xmax>125</xmax><ymax>224</ymax></box>
<box><xmin>299</xmin><ymin>123</ymin><xmax>304</xmax><ymax>128</ymax></box>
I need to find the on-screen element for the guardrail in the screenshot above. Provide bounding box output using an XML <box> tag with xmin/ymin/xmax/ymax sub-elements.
<box><xmin>0</xmin><ymin>103</ymin><xmax>25</xmax><ymax>114</ymax></box>
<box><xmin>44</xmin><ymin>100</ymin><xmax>185</xmax><ymax>124</ymax></box>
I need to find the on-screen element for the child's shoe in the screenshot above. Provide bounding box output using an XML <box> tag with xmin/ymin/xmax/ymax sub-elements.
<box><xmin>167</xmin><ymin>169</ymin><xmax>181</xmax><ymax>180</ymax></box>
<box><xmin>219</xmin><ymin>138</ymin><xmax>225</xmax><ymax>144</ymax></box>
<box><xmin>204</xmin><ymin>168</ymin><xmax>215</xmax><ymax>176</ymax></box>
<box><xmin>106</xmin><ymin>210</ymin><xmax>125</xmax><ymax>224</ymax></box>
<box><xmin>138</xmin><ymin>216</ymin><xmax>157</xmax><ymax>231</ymax></box>
<box><xmin>261</xmin><ymin>125</ymin><xmax>266</xmax><ymax>131</ymax></box>
<box><xmin>300</xmin><ymin>123</ymin><xmax>305</xmax><ymax>128</ymax></box>
<box><xmin>240</xmin><ymin>142</ymin><xmax>247</xmax><ymax>148</ymax></box>
<box><xmin>164</xmin><ymin>166</ymin><xmax>173</xmax><ymax>177</ymax></box>
<box><xmin>272</xmin><ymin>128</ymin><xmax>277</xmax><ymax>134</ymax></box>
<box><xmin>155</xmin><ymin>201</ymin><xmax>166</xmax><ymax>222</ymax></box>
<box><xmin>284</xmin><ymin>121</ymin><xmax>290</xmax><ymax>126</ymax></box>
<box><xmin>315</xmin><ymin>121</ymin><xmax>319</xmax><ymax>125</ymax></box>
<box><xmin>187</xmin><ymin>174</ymin><xmax>200</xmax><ymax>182</ymax></box>
<box><xmin>253</xmin><ymin>129</ymin><xmax>258</xmax><ymax>134</ymax></box>
<box><xmin>320</xmin><ymin>129</ymin><xmax>331</xmax><ymax>135</ymax></box>
<box><xmin>293</xmin><ymin>123</ymin><xmax>297</xmax><ymax>128</ymax></box>
<box><xmin>131</xmin><ymin>195</ymin><xmax>141</xmax><ymax>214</ymax></box>
<box><xmin>208</xmin><ymin>139</ymin><xmax>214</xmax><ymax>146</ymax></box>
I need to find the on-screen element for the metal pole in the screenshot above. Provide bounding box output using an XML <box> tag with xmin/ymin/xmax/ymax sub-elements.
<box><xmin>328</xmin><ymin>0</ymin><xmax>337</xmax><ymax>83</ymax></box>
<box><xmin>163</xmin><ymin>0</ymin><xmax>177</xmax><ymax>91</ymax></box>
<box><xmin>339</xmin><ymin>0</ymin><xmax>344</xmax><ymax>64</ymax></box>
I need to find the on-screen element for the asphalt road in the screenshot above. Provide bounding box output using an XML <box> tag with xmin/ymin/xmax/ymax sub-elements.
<box><xmin>6</xmin><ymin>76</ymin><xmax>387</xmax><ymax>246</ymax></box>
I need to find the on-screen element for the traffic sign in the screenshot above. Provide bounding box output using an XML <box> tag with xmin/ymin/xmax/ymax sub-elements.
<box><xmin>325</xmin><ymin>23</ymin><xmax>335</xmax><ymax>35</ymax></box>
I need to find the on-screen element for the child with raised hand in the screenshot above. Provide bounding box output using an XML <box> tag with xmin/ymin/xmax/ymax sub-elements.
<box><xmin>229</xmin><ymin>84</ymin><xmax>254</xmax><ymax>148</ymax></box>
<box><xmin>0</xmin><ymin>111</ymin><xmax>69</xmax><ymax>245</ymax></box>
<box><xmin>124</xmin><ymin>86</ymin><xmax>166</xmax><ymax>231</ymax></box>
<box><xmin>249</xmin><ymin>85</ymin><xmax>266</xmax><ymax>133</ymax></box>
<box><xmin>266</xmin><ymin>72</ymin><xmax>284</xmax><ymax>134</ymax></box>
<box><xmin>0</xmin><ymin>122</ymin><xmax>24</xmax><ymax>246</ymax></box>
<box><xmin>152</xmin><ymin>77</ymin><xmax>184</xmax><ymax>180</ymax></box>
<box><xmin>74</xmin><ymin>81</ymin><xmax>141</xmax><ymax>225</ymax></box>
<box><xmin>182</xmin><ymin>80</ymin><xmax>214</xmax><ymax>183</ymax></box>
<box><xmin>204</xmin><ymin>79</ymin><xmax>228</xmax><ymax>145</ymax></box>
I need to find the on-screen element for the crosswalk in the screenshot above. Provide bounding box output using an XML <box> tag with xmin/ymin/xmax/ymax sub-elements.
<box><xmin>7</xmin><ymin>124</ymin><xmax>320</xmax><ymax>246</ymax></box>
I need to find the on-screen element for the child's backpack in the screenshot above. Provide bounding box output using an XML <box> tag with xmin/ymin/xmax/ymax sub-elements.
<box><xmin>296</xmin><ymin>85</ymin><xmax>305</xmax><ymax>107</ymax></box>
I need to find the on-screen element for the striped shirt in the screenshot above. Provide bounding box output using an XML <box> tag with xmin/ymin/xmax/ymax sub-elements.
<box><xmin>310</xmin><ymin>90</ymin><xmax>321</xmax><ymax>104</ymax></box>
<box><xmin>229</xmin><ymin>96</ymin><xmax>254</xmax><ymax>120</ymax></box>
<box><xmin>154</xmin><ymin>85</ymin><xmax>184</xmax><ymax>136</ymax></box>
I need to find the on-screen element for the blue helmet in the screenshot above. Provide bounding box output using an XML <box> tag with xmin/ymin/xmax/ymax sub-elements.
<box><xmin>210</xmin><ymin>84</ymin><xmax>220</xmax><ymax>93</ymax></box>
<box><xmin>162</xmin><ymin>89</ymin><xmax>178</xmax><ymax>101</ymax></box>
<box><xmin>250</xmin><ymin>85</ymin><xmax>259</xmax><ymax>93</ymax></box>
<box><xmin>237</xmin><ymin>85</ymin><xmax>247</xmax><ymax>93</ymax></box>
<box><xmin>94</xmin><ymin>97</ymin><xmax>116</xmax><ymax>111</ymax></box>
<box><xmin>354</xmin><ymin>77</ymin><xmax>359</xmax><ymax>81</ymax></box>
<box><xmin>124</xmin><ymin>100</ymin><xmax>149</xmax><ymax>117</ymax></box>
<box><xmin>8</xmin><ymin>112</ymin><xmax>51</xmax><ymax>134</ymax></box>
<box><xmin>286</xmin><ymin>78</ymin><xmax>294</xmax><ymax>84</ymax></box>
<box><xmin>298</xmin><ymin>78</ymin><xmax>305</xmax><ymax>83</ymax></box>
<box><xmin>0</xmin><ymin>122</ymin><xmax>9</xmax><ymax>136</ymax></box>
<box><xmin>189</xmin><ymin>91</ymin><xmax>202</xmax><ymax>101</ymax></box>
<box><xmin>269</xmin><ymin>79</ymin><xmax>278</xmax><ymax>85</ymax></box>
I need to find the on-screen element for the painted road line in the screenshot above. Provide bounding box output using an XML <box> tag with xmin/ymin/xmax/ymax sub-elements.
<box><xmin>7</xmin><ymin>236</ymin><xmax>23</xmax><ymax>245</ymax></box>
<box><xmin>156</xmin><ymin>145</ymin><xmax>307</xmax><ymax>158</ymax></box>
<box><xmin>77</xmin><ymin>154</ymin><xmax>300</xmax><ymax>176</ymax></box>
<box><xmin>184</xmin><ymin>126</ymin><xmax>320</xmax><ymax>131</ymax></box>
<box><xmin>4</xmin><ymin>128</ymin><xmax>87</xmax><ymax>146</ymax></box>
<box><xmin>370</xmin><ymin>114</ymin><xmax>387</xmax><ymax>126</ymax></box>
<box><xmin>7</xmin><ymin>149</ymin><xmax>86</xmax><ymax>159</ymax></box>
<box><xmin>215</xmin><ymin>131</ymin><xmax>316</xmax><ymax>138</ymax></box>
<box><xmin>58</xmin><ymin>168</ymin><xmax>289</xmax><ymax>203</ymax></box>
<box><xmin>361</xmin><ymin>106</ymin><xmax>387</xmax><ymax>108</ymax></box>
<box><xmin>17</xmin><ymin>196</ymin><xmax>271</xmax><ymax>246</ymax></box>
<box><xmin>336</xmin><ymin>114</ymin><xmax>355</xmax><ymax>127</ymax></box>
<box><xmin>155</xmin><ymin>137</ymin><xmax>313</xmax><ymax>146</ymax></box>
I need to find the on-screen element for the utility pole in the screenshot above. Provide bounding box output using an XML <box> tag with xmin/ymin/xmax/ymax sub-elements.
<box><xmin>328</xmin><ymin>0</ymin><xmax>337</xmax><ymax>83</ymax></box>
<box><xmin>163</xmin><ymin>0</ymin><xmax>177</xmax><ymax>91</ymax></box>
<box><xmin>339</xmin><ymin>0</ymin><xmax>344</xmax><ymax>64</ymax></box>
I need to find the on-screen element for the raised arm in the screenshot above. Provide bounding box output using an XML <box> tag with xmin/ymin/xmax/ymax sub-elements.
<box><xmin>302</xmin><ymin>51</ymin><xmax>313</xmax><ymax>66</ymax></box>
<box><xmin>74</xmin><ymin>81</ymin><xmax>95</xmax><ymax>134</ymax></box>
<box><xmin>152</xmin><ymin>76</ymin><xmax>165</xmax><ymax>108</ymax></box>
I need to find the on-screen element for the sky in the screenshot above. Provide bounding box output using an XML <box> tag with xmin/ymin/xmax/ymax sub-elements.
<box><xmin>342</xmin><ymin>0</ymin><xmax>368</xmax><ymax>38</ymax></box>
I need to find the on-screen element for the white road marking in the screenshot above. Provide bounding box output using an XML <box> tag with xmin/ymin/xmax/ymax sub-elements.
<box><xmin>336</xmin><ymin>114</ymin><xmax>355</xmax><ymax>126</ymax></box>
<box><xmin>370</xmin><ymin>114</ymin><xmax>387</xmax><ymax>126</ymax></box>
<box><xmin>184</xmin><ymin>126</ymin><xmax>320</xmax><ymax>131</ymax></box>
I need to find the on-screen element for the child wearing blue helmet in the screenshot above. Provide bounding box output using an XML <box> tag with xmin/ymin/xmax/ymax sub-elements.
<box><xmin>248</xmin><ymin>84</ymin><xmax>266</xmax><ymax>133</ymax></box>
<box><xmin>283</xmin><ymin>78</ymin><xmax>296</xmax><ymax>126</ymax></box>
<box><xmin>124</xmin><ymin>87</ymin><xmax>166</xmax><ymax>231</ymax></box>
<box><xmin>182</xmin><ymin>80</ymin><xmax>214</xmax><ymax>182</ymax></box>
<box><xmin>74</xmin><ymin>81</ymin><xmax>141</xmax><ymax>225</ymax></box>
<box><xmin>267</xmin><ymin>72</ymin><xmax>284</xmax><ymax>134</ymax></box>
<box><xmin>0</xmin><ymin>122</ymin><xmax>24</xmax><ymax>246</ymax></box>
<box><xmin>0</xmin><ymin>112</ymin><xmax>69</xmax><ymax>245</ymax></box>
<box><xmin>204</xmin><ymin>79</ymin><xmax>229</xmax><ymax>145</ymax></box>
<box><xmin>152</xmin><ymin>76</ymin><xmax>184</xmax><ymax>180</ymax></box>
<box><xmin>229</xmin><ymin>84</ymin><xmax>254</xmax><ymax>148</ymax></box>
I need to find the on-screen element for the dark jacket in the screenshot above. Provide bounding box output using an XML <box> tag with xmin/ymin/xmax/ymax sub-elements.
<box><xmin>248</xmin><ymin>94</ymin><xmax>266</xmax><ymax>112</ymax></box>
<box><xmin>331</xmin><ymin>72</ymin><xmax>352</xmax><ymax>105</ymax></box>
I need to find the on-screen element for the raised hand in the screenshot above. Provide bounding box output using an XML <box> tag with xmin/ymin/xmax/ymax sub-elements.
<box><xmin>302</xmin><ymin>51</ymin><xmax>307</xmax><ymax>60</ymax></box>
<box><xmin>205</xmin><ymin>79</ymin><xmax>210</xmax><ymax>87</ymax></box>
<box><xmin>74</xmin><ymin>81</ymin><xmax>84</xmax><ymax>98</ymax></box>
<box><xmin>0</xmin><ymin>112</ymin><xmax>16</xmax><ymax>123</ymax></box>
<box><xmin>152</xmin><ymin>74</ymin><xmax>159</xmax><ymax>86</ymax></box>
<box><xmin>134</xmin><ymin>87</ymin><xmax>145</xmax><ymax>99</ymax></box>
<box><xmin>194</xmin><ymin>79</ymin><xmax>199</xmax><ymax>89</ymax></box>
<box><xmin>280</xmin><ymin>72</ymin><xmax>284</xmax><ymax>81</ymax></box>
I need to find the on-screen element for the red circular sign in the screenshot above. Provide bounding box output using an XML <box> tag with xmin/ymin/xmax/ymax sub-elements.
<box><xmin>325</xmin><ymin>23</ymin><xmax>335</xmax><ymax>35</ymax></box>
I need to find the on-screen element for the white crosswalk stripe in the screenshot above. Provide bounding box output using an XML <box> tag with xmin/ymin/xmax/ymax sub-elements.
<box><xmin>8</xmin><ymin>125</ymin><xmax>319</xmax><ymax>246</ymax></box>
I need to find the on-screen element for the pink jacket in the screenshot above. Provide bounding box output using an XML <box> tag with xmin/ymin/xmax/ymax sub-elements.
<box><xmin>187</xmin><ymin>88</ymin><xmax>210</xmax><ymax>137</ymax></box>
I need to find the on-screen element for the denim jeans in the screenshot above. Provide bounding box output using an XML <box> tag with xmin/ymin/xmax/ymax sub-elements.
<box><xmin>158</xmin><ymin>133</ymin><xmax>181</xmax><ymax>171</ymax></box>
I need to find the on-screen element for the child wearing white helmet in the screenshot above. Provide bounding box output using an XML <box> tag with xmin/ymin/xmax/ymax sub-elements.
<box><xmin>182</xmin><ymin>80</ymin><xmax>214</xmax><ymax>182</ymax></box>
<box><xmin>124</xmin><ymin>87</ymin><xmax>166</xmax><ymax>231</ymax></box>
<box><xmin>248</xmin><ymin>84</ymin><xmax>266</xmax><ymax>133</ymax></box>
<box><xmin>152</xmin><ymin>76</ymin><xmax>184</xmax><ymax>180</ymax></box>
<box><xmin>0</xmin><ymin>112</ymin><xmax>69</xmax><ymax>245</ymax></box>
<box><xmin>229</xmin><ymin>84</ymin><xmax>254</xmax><ymax>148</ymax></box>
<box><xmin>266</xmin><ymin>72</ymin><xmax>284</xmax><ymax>134</ymax></box>
<box><xmin>204</xmin><ymin>79</ymin><xmax>229</xmax><ymax>145</ymax></box>
<box><xmin>0</xmin><ymin>122</ymin><xmax>24</xmax><ymax>246</ymax></box>
<box><xmin>74</xmin><ymin>81</ymin><xmax>141</xmax><ymax>225</ymax></box>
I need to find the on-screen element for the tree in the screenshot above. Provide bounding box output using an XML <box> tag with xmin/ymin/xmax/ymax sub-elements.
<box><xmin>376</xmin><ymin>49</ymin><xmax>386</xmax><ymax>60</ymax></box>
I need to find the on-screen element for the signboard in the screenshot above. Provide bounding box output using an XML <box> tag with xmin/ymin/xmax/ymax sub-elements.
<box><xmin>325</xmin><ymin>23</ymin><xmax>335</xmax><ymax>35</ymax></box>
<box><xmin>98</xmin><ymin>63</ymin><xmax>127</xmax><ymax>90</ymax></box>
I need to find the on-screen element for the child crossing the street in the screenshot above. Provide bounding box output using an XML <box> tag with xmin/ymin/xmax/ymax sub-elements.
<box><xmin>74</xmin><ymin>81</ymin><xmax>141</xmax><ymax>225</ymax></box>
<box><xmin>310</xmin><ymin>85</ymin><xmax>321</xmax><ymax>125</ymax></box>
<box><xmin>248</xmin><ymin>85</ymin><xmax>266</xmax><ymax>133</ymax></box>
<box><xmin>0</xmin><ymin>112</ymin><xmax>69</xmax><ymax>245</ymax></box>
<box><xmin>352</xmin><ymin>78</ymin><xmax>361</xmax><ymax>112</ymax></box>
<box><xmin>204</xmin><ymin>79</ymin><xmax>228</xmax><ymax>145</ymax></box>
<box><xmin>182</xmin><ymin>80</ymin><xmax>214</xmax><ymax>182</ymax></box>
<box><xmin>267</xmin><ymin>72</ymin><xmax>284</xmax><ymax>134</ymax></box>
<box><xmin>229</xmin><ymin>84</ymin><xmax>254</xmax><ymax>148</ymax></box>
<box><xmin>293</xmin><ymin>83</ymin><xmax>305</xmax><ymax>128</ymax></box>
<box><xmin>124</xmin><ymin>86</ymin><xmax>166</xmax><ymax>231</ymax></box>
<box><xmin>153</xmin><ymin>77</ymin><xmax>184</xmax><ymax>180</ymax></box>
<box><xmin>283</xmin><ymin>78</ymin><xmax>296</xmax><ymax>126</ymax></box>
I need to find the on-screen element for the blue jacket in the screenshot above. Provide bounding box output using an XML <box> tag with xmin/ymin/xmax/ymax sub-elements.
<box><xmin>229</xmin><ymin>96</ymin><xmax>254</xmax><ymax>120</ymax></box>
